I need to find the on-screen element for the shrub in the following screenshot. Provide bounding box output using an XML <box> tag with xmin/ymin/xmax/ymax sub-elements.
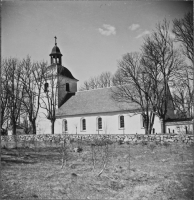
<box><xmin>141</xmin><ymin>140</ymin><xmax>148</xmax><ymax>146</ymax></box>
<box><xmin>104</xmin><ymin>139</ymin><xmax>113</xmax><ymax>145</ymax></box>
<box><xmin>91</xmin><ymin>138</ymin><xmax>112</xmax><ymax>146</ymax></box>
<box><xmin>163</xmin><ymin>141</ymin><xmax>170</xmax><ymax>148</ymax></box>
<box><xmin>73</xmin><ymin>146</ymin><xmax>83</xmax><ymax>153</ymax></box>
<box><xmin>149</xmin><ymin>142</ymin><xmax>156</xmax><ymax>152</ymax></box>
<box><xmin>155</xmin><ymin>141</ymin><xmax>161</xmax><ymax>146</ymax></box>
<box><xmin>118</xmin><ymin>139</ymin><xmax>124</xmax><ymax>145</ymax></box>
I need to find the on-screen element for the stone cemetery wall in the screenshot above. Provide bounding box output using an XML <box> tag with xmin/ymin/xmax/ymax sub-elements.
<box><xmin>1</xmin><ymin>133</ymin><xmax>194</xmax><ymax>148</ymax></box>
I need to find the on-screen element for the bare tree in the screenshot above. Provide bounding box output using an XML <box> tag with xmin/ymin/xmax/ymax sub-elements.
<box><xmin>40</xmin><ymin>65</ymin><xmax>65</xmax><ymax>134</ymax></box>
<box><xmin>172</xmin><ymin>11</ymin><xmax>193</xmax><ymax>63</ymax></box>
<box><xmin>172</xmin><ymin>65</ymin><xmax>193</xmax><ymax>118</ymax></box>
<box><xmin>172</xmin><ymin>11</ymin><xmax>193</xmax><ymax>130</ymax></box>
<box><xmin>112</xmin><ymin>52</ymin><xmax>155</xmax><ymax>134</ymax></box>
<box><xmin>2</xmin><ymin>58</ymin><xmax>26</xmax><ymax>135</ymax></box>
<box><xmin>79</xmin><ymin>71</ymin><xmax>113</xmax><ymax>91</ymax></box>
<box><xmin>98</xmin><ymin>72</ymin><xmax>112</xmax><ymax>88</ymax></box>
<box><xmin>141</xmin><ymin>19</ymin><xmax>184</xmax><ymax>133</ymax></box>
<box><xmin>1</xmin><ymin>60</ymin><xmax>11</xmax><ymax>129</ymax></box>
<box><xmin>90</xmin><ymin>138</ymin><xmax>112</xmax><ymax>177</ymax></box>
<box><xmin>112</xmin><ymin>69</ymin><xmax>125</xmax><ymax>86</ymax></box>
<box><xmin>19</xmin><ymin>57</ymin><xmax>47</xmax><ymax>134</ymax></box>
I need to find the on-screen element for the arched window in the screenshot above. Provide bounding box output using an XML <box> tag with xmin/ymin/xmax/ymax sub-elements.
<box><xmin>62</xmin><ymin>119</ymin><xmax>68</xmax><ymax>133</ymax></box>
<box><xmin>81</xmin><ymin>118</ymin><xmax>86</xmax><ymax>131</ymax></box>
<box><xmin>140</xmin><ymin>114</ymin><xmax>146</xmax><ymax>128</ymax></box>
<box><xmin>185</xmin><ymin>126</ymin><xmax>188</xmax><ymax>134</ymax></box>
<box><xmin>97</xmin><ymin>117</ymin><xmax>102</xmax><ymax>130</ymax></box>
<box><xmin>168</xmin><ymin>128</ymin><xmax>170</xmax><ymax>133</ymax></box>
<box><xmin>119</xmin><ymin>115</ymin><xmax>124</xmax><ymax>128</ymax></box>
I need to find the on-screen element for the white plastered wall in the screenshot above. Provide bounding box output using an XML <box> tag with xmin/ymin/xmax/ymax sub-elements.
<box><xmin>54</xmin><ymin>112</ymin><xmax>162</xmax><ymax>135</ymax></box>
<box><xmin>165</xmin><ymin>123</ymin><xmax>193</xmax><ymax>134</ymax></box>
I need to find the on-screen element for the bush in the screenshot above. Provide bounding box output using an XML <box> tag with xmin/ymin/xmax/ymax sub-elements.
<box><xmin>104</xmin><ymin>139</ymin><xmax>113</xmax><ymax>145</ymax></box>
<box><xmin>155</xmin><ymin>141</ymin><xmax>161</xmax><ymax>146</ymax></box>
<box><xmin>163</xmin><ymin>141</ymin><xmax>170</xmax><ymax>148</ymax></box>
<box><xmin>91</xmin><ymin>138</ymin><xmax>112</xmax><ymax>147</ymax></box>
<box><xmin>149</xmin><ymin>142</ymin><xmax>156</xmax><ymax>152</ymax></box>
<box><xmin>73</xmin><ymin>146</ymin><xmax>83</xmax><ymax>153</ymax></box>
<box><xmin>118</xmin><ymin>139</ymin><xmax>124</xmax><ymax>145</ymax></box>
<box><xmin>141</xmin><ymin>140</ymin><xmax>148</xmax><ymax>146</ymax></box>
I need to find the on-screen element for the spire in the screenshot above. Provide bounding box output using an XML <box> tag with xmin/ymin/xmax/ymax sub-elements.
<box><xmin>50</xmin><ymin>37</ymin><xmax>62</xmax><ymax>65</ymax></box>
<box><xmin>54</xmin><ymin>36</ymin><xmax>57</xmax><ymax>46</ymax></box>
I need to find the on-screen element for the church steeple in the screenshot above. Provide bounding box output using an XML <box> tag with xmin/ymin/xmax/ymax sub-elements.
<box><xmin>49</xmin><ymin>36</ymin><xmax>63</xmax><ymax>65</ymax></box>
<box><xmin>54</xmin><ymin>36</ymin><xmax>57</xmax><ymax>46</ymax></box>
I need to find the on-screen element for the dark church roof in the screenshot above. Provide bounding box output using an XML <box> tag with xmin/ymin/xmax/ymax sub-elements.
<box><xmin>56</xmin><ymin>87</ymin><xmax>140</xmax><ymax>117</ymax></box>
<box><xmin>50</xmin><ymin>45</ymin><xmax>62</xmax><ymax>56</ymax></box>
<box><xmin>47</xmin><ymin>64</ymin><xmax>78</xmax><ymax>81</ymax></box>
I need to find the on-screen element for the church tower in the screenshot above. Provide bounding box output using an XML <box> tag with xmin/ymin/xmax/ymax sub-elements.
<box><xmin>46</xmin><ymin>37</ymin><xmax>78</xmax><ymax>108</ymax></box>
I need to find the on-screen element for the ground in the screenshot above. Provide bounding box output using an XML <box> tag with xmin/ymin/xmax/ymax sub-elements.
<box><xmin>1</xmin><ymin>140</ymin><xmax>194</xmax><ymax>200</ymax></box>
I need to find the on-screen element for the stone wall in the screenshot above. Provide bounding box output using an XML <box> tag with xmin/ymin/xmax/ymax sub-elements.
<box><xmin>1</xmin><ymin>133</ymin><xmax>194</xmax><ymax>148</ymax></box>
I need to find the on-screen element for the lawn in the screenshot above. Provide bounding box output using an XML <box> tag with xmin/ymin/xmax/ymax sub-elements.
<box><xmin>1</xmin><ymin>140</ymin><xmax>194</xmax><ymax>200</ymax></box>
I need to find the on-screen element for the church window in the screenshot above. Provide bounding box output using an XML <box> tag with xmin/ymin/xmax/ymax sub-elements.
<box><xmin>62</xmin><ymin>119</ymin><xmax>68</xmax><ymax>133</ymax></box>
<box><xmin>168</xmin><ymin>128</ymin><xmax>170</xmax><ymax>133</ymax></box>
<box><xmin>44</xmin><ymin>82</ymin><xmax>49</xmax><ymax>93</ymax></box>
<box><xmin>97</xmin><ymin>117</ymin><xmax>102</xmax><ymax>130</ymax></box>
<box><xmin>185</xmin><ymin>126</ymin><xmax>187</xmax><ymax>134</ymax></box>
<box><xmin>140</xmin><ymin>114</ymin><xmax>146</xmax><ymax>128</ymax></box>
<box><xmin>119</xmin><ymin>115</ymin><xmax>124</xmax><ymax>128</ymax></box>
<box><xmin>81</xmin><ymin>118</ymin><xmax>86</xmax><ymax>131</ymax></box>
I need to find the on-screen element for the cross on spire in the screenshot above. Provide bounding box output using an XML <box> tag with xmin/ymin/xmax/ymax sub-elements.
<box><xmin>54</xmin><ymin>36</ymin><xmax>57</xmax><ymax>46</ymax></box>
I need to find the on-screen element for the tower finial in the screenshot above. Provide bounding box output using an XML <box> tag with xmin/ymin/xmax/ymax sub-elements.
<box><xmin>54</xmin><ymin>36</ymin><xmax>57</xmax><ymax>46</ymax></box>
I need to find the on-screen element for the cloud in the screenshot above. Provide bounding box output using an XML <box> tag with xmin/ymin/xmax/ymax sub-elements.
<box><xmin>128</xmin><ymin>24</ymin><xmax>140</xmax><ymax>31</ymax></box>
<box><xmin>135</xmin><ymin>30</ymin><xmax>150</xmax><ymax>39</ymax></box>
<box><xmin>98</xmin><ymin>24</ymin><xmax>116</xmax><ymax>36</ymax></box>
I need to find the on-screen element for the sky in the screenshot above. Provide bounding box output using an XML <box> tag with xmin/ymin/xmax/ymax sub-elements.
<box><xmin>2</xmin><ymin>1</ymin><xmax>192</xmax><ymax>88</ymax></box>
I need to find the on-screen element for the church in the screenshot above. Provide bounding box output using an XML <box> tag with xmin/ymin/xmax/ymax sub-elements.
<box><xmin>36</xmin><ymin>39</ymin><xmax>192</xmax><ymax>135</ymax></box>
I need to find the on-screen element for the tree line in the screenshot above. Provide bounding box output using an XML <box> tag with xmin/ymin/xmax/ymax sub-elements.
<box><xmin>79</xmin><ymin>12</ymin><xmax>193</xmax><ymax>134</ymax></box>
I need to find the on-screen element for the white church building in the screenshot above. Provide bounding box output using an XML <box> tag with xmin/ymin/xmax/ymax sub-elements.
<box><xmin>36</xmin><ymin>40</ymin><xmax>191</xmax><ymax>135</ymax></box>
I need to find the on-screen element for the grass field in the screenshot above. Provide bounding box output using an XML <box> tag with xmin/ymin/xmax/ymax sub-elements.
<box><xmin>1</xmin><ymin>141</ymin><xmax>194</xmax><ymax>200</ymax></box>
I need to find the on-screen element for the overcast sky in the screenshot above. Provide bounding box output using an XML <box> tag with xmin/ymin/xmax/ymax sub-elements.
<box><xmin>2</xmin><ymin>1</ymin><xmax>192</xmax><ymax>88</ymax></box>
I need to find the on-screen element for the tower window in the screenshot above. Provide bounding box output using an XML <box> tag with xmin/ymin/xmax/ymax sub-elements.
<box><xmin>66</xmin><ymin>83</ymin><xmax>70</xmax><ymax>92</ymax></box>
<box><xmin>119</xmin><ymin>115</ymin><xmax>124</xmax><ymax>129</ymax></box>
<box><xmin>44</xmin><ymin>83</ymin><xmax>49</xmax><ymax>92</ymax></box>
<box><xmin>81</xmin><ymin>118</ymin><xmax>86</xmax><ymax>131</ymax></box>
<box><xmin>97</xmin><ymin>117</ymin><xmax>102</xmax><ymax>130</ymax></box>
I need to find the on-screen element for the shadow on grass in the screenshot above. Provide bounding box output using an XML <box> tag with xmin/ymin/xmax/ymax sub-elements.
<box><xmin>1</xmin><ymin>157</ymin><xmax>37</xmax><ymax>165</ymax></box>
